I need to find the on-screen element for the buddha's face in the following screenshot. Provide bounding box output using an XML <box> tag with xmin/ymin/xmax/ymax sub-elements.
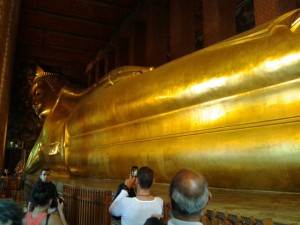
<box><xmin>31</xmin><ymin>80</ymin><xmax>57</xmax><ymax>119</ymax></box>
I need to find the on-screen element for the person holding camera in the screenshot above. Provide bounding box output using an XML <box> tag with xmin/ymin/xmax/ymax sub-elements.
<box><xmin>27</xmin><ymin>168</ymin><xmax>60</xmax><ymax>213</ymax></box>
<box><xmin>109</xmin><ymin>166</ymin><xmax>164</xmax><ymax>225</ymax></box>
<box><xmin>23</xmin><ymin>181</ymin><xmax>68</xmax><ymax>225</ymax></box>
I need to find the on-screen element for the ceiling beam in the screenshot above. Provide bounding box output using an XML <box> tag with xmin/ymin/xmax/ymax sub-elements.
<box><xmin>17</xmin><ymin>41</ymin><xmax>94</xmax><ymax>63</ymax></box>
<box><xmin>21</xmin><ymin>7</ymin><xmax>117</xmax><ymax>29</ymax></box>
<box><xmin>19</xmin><ymin>9</ymin><xmax>116</xmax><ymax>40</ymax></box>
<box><xmin>94</xmin><ymin>0</ymin><xmax>150</xmax><ymax>60</ymax></box>
<box><xmin>76</xmin><ymin>0</ymin><xmax>138</xmax><ymax>10</ymax></box>
<box><xmin>18</xmin><ymin>26</ymin><xmax>106</xmax><ymax>51</ymax></box>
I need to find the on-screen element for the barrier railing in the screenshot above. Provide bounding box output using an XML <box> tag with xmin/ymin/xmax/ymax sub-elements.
<box><xmin>200</xmin><ymin>210</ymin><xmax>298</xmax><ymax>225</ymax></box>
<box><xmin>0</xmin><ymin>176</ymin><xmax>23</xmax><ymax>201</ymax></box>
<box><xmin>63</xmin><ymin>184</ymin><xmax>112</xmax><ymax>225</ymax></box>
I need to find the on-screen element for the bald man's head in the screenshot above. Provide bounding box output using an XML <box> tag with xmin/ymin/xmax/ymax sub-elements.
<box><xmin>169</xmin><ymin>169</ymin><xmax>209</xmax><ymax>218</ymax></box>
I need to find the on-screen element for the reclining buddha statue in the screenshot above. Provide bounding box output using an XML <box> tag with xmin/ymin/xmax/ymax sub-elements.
<box><xmin>25</xmin><ymin>9</ymin><xmax>300</xmax><ymax>192</ymax></box>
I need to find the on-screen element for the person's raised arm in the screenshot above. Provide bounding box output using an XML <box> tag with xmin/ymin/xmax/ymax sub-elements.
<box><xmin>109</xmin><ymin>176</ymin><xmax>136</xmax><ymax>216</ymax></box>
<box><xmin>56</xmin><ymin>199</ymin><xmax>68</xmax><ymax>225</ymax></box>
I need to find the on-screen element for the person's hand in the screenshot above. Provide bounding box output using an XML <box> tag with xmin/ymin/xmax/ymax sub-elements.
<box><xmin>124</xmin><ymin>176</ymin><xmax>136</xmax><ymax>189</ymax></box>
<box><xmin>56</xmin><ymin>198</ymin><xmax>68</xmax><ymax>225</ymax></box>
<box><xmin>57</xmin><ymin>198</ymin><xmax>65</xmax><ymax>214</ymax></box>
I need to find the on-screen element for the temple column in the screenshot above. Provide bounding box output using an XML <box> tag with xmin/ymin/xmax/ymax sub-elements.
<box><xmin>146</xmin><ymin>0</ymin><xmax>169</xmax><ymax>66</ymax></box>
<box><xmin>0</xmin><ymin>0</ymin><xmax>20</xmax><ymax>171</ymax></box>
<box><xmin>115</xmin><ymin>38</ymin><xmax>129</xmax><ymax>67</ymax></box>
<box><xmin>254</xmin><ymin>0</ymin><xmax>297</xmax><ymax>26</ymax></box>
<box><xmin>129</xmin><ymin>22</ymin><xmax>147</xmax><ymax>66</ymax></box>
<box><xmin>202</xmin><ymin>0</ymin><xmax>236</xmax><ymax>47</ymax></box>
<box><xmin>104</xmin><ymin>51</ymin><xmax>115</xmax><ymax>74</ymax></box>
<box><xmin>169</xmin><ymin>0</ymin><xmax>196</xmax><ymax>59</ymax></box>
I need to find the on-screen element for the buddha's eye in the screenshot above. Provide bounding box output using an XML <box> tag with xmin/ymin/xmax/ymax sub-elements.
<box><xmin>34</xmin><ymin>89</ymin><xmax>42</xmax><ymax>97</ymax></box>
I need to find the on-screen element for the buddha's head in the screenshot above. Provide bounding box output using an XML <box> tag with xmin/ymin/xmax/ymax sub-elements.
<box><xmin>31</xmin><ymin>67</ymin><xmax>67</xmax><ymax>120</ymax></box>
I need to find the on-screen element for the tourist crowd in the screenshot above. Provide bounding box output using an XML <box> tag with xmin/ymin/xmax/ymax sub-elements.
<box><xmin>0</xmin><ymin>167</ymin><xmax>210</xmax><ymax>225</ymax></box>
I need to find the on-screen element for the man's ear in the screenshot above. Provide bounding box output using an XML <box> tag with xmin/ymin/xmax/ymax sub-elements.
<box><xmin>206</xmin><ymin>191</ymin><xmax>212</xmax><ymax>205</ymax></box>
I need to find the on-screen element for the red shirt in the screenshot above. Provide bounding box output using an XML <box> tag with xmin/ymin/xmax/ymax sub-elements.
<box><xmin>26</xmin><ymin>212</ymin><xmax>47</xmax><ymax>225</ymax></box>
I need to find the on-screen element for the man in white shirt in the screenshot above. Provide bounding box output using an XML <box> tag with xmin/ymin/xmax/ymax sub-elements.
<box><xmin>109</xmin><ymin>167</ymin><xmax>164</xmax><ymax>225</ymax></box>
<box><xmin>167</xmin><ymin>169</ymin><xmax>211</xmax><ymax>225</ymax></box>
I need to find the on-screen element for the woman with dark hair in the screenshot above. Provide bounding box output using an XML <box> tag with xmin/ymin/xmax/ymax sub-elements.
<box><xmin>23</xmin><ymin>181</ymin><xmax>68</xmax><ymax>225</ymax></box>
<box><xmin>27</xmin><ymin>168</ymin><xmax>59</xmax><ymax>213</ymax></box>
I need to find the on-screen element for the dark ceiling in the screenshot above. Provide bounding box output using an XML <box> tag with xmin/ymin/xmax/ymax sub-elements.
<box><xmin>15</xmin><ymin>0</ymin><xmax>252</xmax><ymax>83</ymax></box>
<box><xmin>15</xmin><ymin>0</ymin><xmax>142</xmax><ymax>82</ymax></box>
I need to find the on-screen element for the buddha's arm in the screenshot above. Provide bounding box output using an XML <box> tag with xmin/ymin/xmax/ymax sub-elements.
<box><xmin>25</xmin><ymin>134</ymin><xmax>42</xmax><ymax>173</ymax></box>
<box><xmin>63</xmin><ymin>11</ymin><xmax>300</xmax><ymax>186</ymax></box>
<box><xmin>67</xmin><ymin>15</ymin><xmax>300</xmax><ymax>135</ymax></box>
